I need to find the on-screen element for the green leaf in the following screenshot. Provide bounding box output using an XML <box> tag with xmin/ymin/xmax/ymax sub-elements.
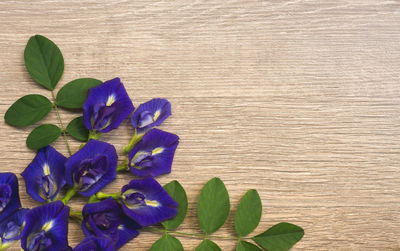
<box><xmin>252</xmin><ymin>222</ymin><xmax>304</xmax><ymax>251</ymax></box>
<box><xmin>26</xmin><ymin>124</ymin><xmax>61</xmax><ymax>150</ymax></box>
<box><xmin>195</xmin><ymin>239</ymin><xmax>221</xmax><ymax>251</ymax></box>
<box><xmin>162</xmin><ymin>181</ymin><xmax>188</xmax><ymax>230</ymax></box>
<box><xmin>24</xmin><ymin>35</ymin><xmax>64</xmax><ymax>90</ymax></box>
<box><xmin>149</xmin><ymin>233</ymin><xmax>183</xmax><ymax>251</ymax></box>
<box><xmin>56</xmin><ymin>78</ymin><xmax>102</xmax><ymax>108</ymax></box>
<box><xmin>66</xmin><ymin>116</ymin><xmax>89</xmax><ymax>141</ymax></box>
<box><xmin>235</xmin><ymin>189</ymin><xmax>262</xmax><ymax>237</ymax></box>
<box><xmin>197</xmin><ymin>177</ymin><xmax>230</xmax><ymax>234</ymax></box>
<box><xmin>4</xmin><ymin>94</ymin><xmax>53</xmax><ymax>127</ymax></box>
<box><xmin>236</xmin><ymin>241</ymin><xmax>262</xmax><ymax>251</ymax></box>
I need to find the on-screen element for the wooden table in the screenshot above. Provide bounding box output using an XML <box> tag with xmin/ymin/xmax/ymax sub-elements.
<box><xmin>0</xmin><ymin>1</ymin><xmax>399</xmax><ymax>250</ymax></box>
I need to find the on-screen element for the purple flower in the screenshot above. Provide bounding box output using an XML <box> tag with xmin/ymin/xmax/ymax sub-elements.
<box><xmin>0</xmin><ymin>208</ymin><xmax>29</xmax><ymax>250</ymax></box>
<box><xmin>21</xmin><ymin>146</ymin><xmax>67</xmax><ymax>203</ymax></box>
<box><xmin>73</xmin><ymin>236</ymin><xmax>115</xmax><ymax>251</ymax></box>
<box><xmin>121</xmin><ymin>177</ymin><xmax>178</xmax><ymax>226</ymax></box>
<box><xmin>21</xmin><ymin>201</ymin><xmax>69</xmax><ymax>251</ymax></box>
<box><xmin>82</xmin><ymin>198</ymin><xmax>140</xmax><ymax>249</ymax></box>
<box><xmin>83</xmin><ymin>78</ymin><xmax>134</xmax><ymax>133</ymax></box>
<box><xmin>65</xmin><ymin>140</ymin><xmax>117</xmax><ymax>197</ymax></box>
<box><xmin>128</xmin><ymin>129</ymin><xmax>179</xmax><ymax>177</ymax></box>
<box><xmin>131</xmin><ymin>98</ymin><xmax>171</xmax><ymax>134</ymax></box>
<box><xmin>82</xmin><ymin>198</ymin><xmax>119</xmax><ymax>240</ymax></box>
<box><xmin>0</xmin><ymin>173</ymin><xmax>21</xmax><ymax>223</ymax></box>
<box><xmin>131</xmin><ymin>98</ymin><xmax>171</xmax><ymax>135</ymax></box>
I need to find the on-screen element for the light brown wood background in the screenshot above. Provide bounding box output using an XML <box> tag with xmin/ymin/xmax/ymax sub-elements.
<box><xmin>0</xmin><ymin>0</ymin><xmax>399</xmax><ymax>250</ymax></box>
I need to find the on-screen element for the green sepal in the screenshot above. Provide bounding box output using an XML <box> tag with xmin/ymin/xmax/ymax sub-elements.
<box><xmin>88</xmin><ymin>130</ymin><xmax>101</xmax><ymax>140</ymax></box>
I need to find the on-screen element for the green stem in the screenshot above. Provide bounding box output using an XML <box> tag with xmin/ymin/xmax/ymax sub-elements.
<box><xmin>88</xmin><ymin>195</ymin><xmax>100</xmax><ymax>203</ymax></box>
<box><xmin>142</xmin><ymin>227</ymin><xmax>251</xmax><ymax>241</ymax></box>
<box><xmin>96</xmin><ymin>191</ymin><xmax>121</xmax><ymax>200</ymax></box>
<box><xmin>69</xmin><ymin>210</ymin><xmax>82</xmax><ymax>218</ymax></box>
<box><xmin>123</xmin><ymin>129</ymin><xmax>143</xmax><ymax>153</ymax></box>
<box><xmin>51</xmin><ymin>91</ymin><xmax>72</xmax><ymax>156</ymax></box>
<box><xmin>116</xmin><ymin>158</ymin><xmax>129</xmax><ymax>172</ymax></box>
<box><xmin>61</xmin><ymin>187</ymin><xmax>78</xmax><ymax>205</ymax></box>
<box><xmin>69</xmin><ymin>210</ymin><xmax>83</xmax><ymax>224</ymax></box>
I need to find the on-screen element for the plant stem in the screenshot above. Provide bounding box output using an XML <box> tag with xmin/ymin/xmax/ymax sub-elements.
<box><xmin>69</xmin><ymin>210</ymin><xmax>83</xmax><ymax>217</ymax></box>
<box><xmin>96</xmin><ymin>191</ymin><xmax>121</xmax><ymax>200</ymax></box>
<box><xmin>69</xmin><ymin>210</ymin><xmax>83</xmax><ymax>224</ymax></box>
<box><xmin>142</xmin><ymin>227</ymin><xmax>251</xmax><ymax>241</ymax></box>
<box><xmin>88</xmin><ymin>195</ymin><xmax>100</xmax><ymax>203</ymax></box>
<box><xmin>123</xmin><ymin>129</ymin><xmax>143</xmax><ymax>153</ymax></box>
<box><xmin>61</xmin><ymin>187</ymin><xmax>78</xmax><ymax>205</ymax></box>
<box><xmin>51</xmin><ymin>91</ymin><xmax>72</xmax><ymax>156</ymax></box>
<box><xmin>116</xmin><ymin>158</ymin><xmax>129</xmax><ymax>172</ymax></box>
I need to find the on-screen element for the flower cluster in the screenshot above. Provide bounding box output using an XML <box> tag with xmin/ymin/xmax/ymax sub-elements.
<box><xmin>1</xmin><ymin>78</ymin><xmax>180</xmax><ymax>250</ymax></box>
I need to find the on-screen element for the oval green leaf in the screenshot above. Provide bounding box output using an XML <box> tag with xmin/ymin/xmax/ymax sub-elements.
<box><xmin>195</xmin><ymin>239</ymin><xmax>221</xmax><ymax>251</ymax></box>
<box><xmin>197</xmin><ymin>177</ymin><xmax>230</xmax><ymax>234</ymax></box>
<box><xmin>56</xmin><ymin>78</ymin><xmax>102</xmax><ymax>109</ymax></box>
<box><xmin>235</xmin><ymin>189</ymin><xmax>262</xmax><ymax>237</ymax></box>
<box><xmin>236</xmin><ymin>241</ymin><xmax>262</xmax><ymax>251</ymax></box>
<box><xmin>4</xmin><ymin>94</ymin><xmax>53</xmax><ymax>127</ymax></box>
<box><xmin>26</xmin><ymin>124</ymin><xmax>61</xmax><ymax>150</ymax></box>
<box><xmin>252</xmin><ymin>222</ymin><xmax>304</xmax><ymax>251</ymax></box>
<box><xmin>24</xmin><ymin>35</ymin><xmax>64</xmax><ymax>90</ymax></box>
<box><xmin>149</xmin><ymin>234</ymin><xmax>183</xmax><ymax>251</ymax></box>
<box><xmin>66</xmin><ymin>116</ymin><xmax>89</xmax><ymax>142</ymax></box>
<box><xmin>162</xmin><ymin>180</ymin><xmax>188</xmax><ymax>230</ymax></box>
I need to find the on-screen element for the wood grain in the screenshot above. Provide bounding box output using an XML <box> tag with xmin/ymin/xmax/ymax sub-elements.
<box><xmin>0</xmin><ymin>0</ymin><xmax>400</xmax><ymax>250</ymax></box>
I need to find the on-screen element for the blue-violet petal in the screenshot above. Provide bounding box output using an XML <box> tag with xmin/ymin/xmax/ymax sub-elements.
<box><xmin>83</xmin><ymin>78</ymin><xmax>134</xmax><ymax>133</ymax></box>
<box><xmin>65</xmin><ymin>140</ymin><xmax>117</xmax><ymax>197</ymax></box>
<box><xmin>120</xmin><ymin>177</ymin><xmax>178</xmax><ymax>226</ymax></box>
<box><xmin>130</xmin><ymin>98</ymin><xmax>171</xmax><ymax>135</ymax></box>
<box><xmin>21</xmin><ymin>146</ymin><xmax>67</xmax><ymax>203</ymax></box>
<box><xmin>128</xmin><ymin>128</ymin><xmax>179</xmax><ymax>177</ymax></box>
<box><xmin>21</xmin><ymin>201</ymin><xmax>69</xmax><ymax>251</ymax></box>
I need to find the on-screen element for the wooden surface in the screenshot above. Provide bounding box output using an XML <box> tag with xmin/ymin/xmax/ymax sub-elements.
<box><xmin>0</xmin><ymin>0</ymin><xmax>399</xmax><ymax>250</ymax></box>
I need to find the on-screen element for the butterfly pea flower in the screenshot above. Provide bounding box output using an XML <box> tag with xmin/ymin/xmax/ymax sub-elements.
<box><xmin>21</xmin><ymin>201</ymin><xmax>69</xmax><ymax>251</ymax></box>
<box><xmin>83</xmin><ymin>77</ymin><xmax>134</xmax><ymax>134</ymax></box>
<box><xmin>21</xmin><ymin>146</ymin><xmax>67</xmax><ymax>203</ymax></box>
<box><xmin>120</xmin><ymin>177</ymin><xmax>178</xmax><ymax>227</ymax></box>
<box><xmin>82</xmin><ymin>198</ymin><xmax>140</xmax><ymax>249</ymax></box>
<box><xmin>131</xmin><ymin>98</ymin><xmax>171</xmax><ymax>135</ymax></box>
<box><xmin>0</xmin><ymin>208</ymin><xmax>29</xmax><ymax>250</ymax></box>
<box><xmin>0</xmin><ymin>173</ymin><xmax>21</xmax><ymax>223</ymax></box>
<box><xmin>65</xmin><ymin>140</ymin><xmax>117</xmax><ymax>197</ymax></box>
<box><xmin>73</xmin><ymin>236</ymin><xmax>115</xmax><ymax>251</ymax></box>
<box><xmin>128</xmin><ymin>128</ymin><xmax>179</xmax><ymax>177</ymax></box>
<box><xmin>124</xmin><ymin>99</ymin><xmax>172</xmax><ymax>153</ymax></box>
